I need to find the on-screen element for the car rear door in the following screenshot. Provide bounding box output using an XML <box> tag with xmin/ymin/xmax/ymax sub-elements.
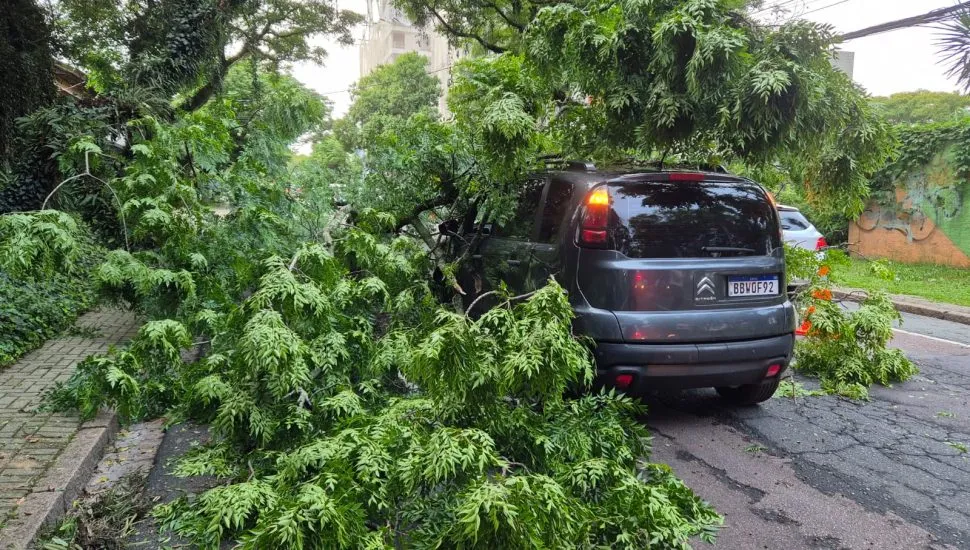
<box><xmin>528</xmin><ymin>176</ymin><xmax>575</xmax><ymax>290</ymax></box>
<box><xmin>469</xmin><ymin>176</ymin><xmax>546</xmax><ymax>297</ymax></box>
<box><xmin>575</xmin><ymin>176</ymin><xmax>793</xmax><ymax>343</ymax></box>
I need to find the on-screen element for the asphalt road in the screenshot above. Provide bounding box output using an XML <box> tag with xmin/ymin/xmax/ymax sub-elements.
<box><xmin>648</xmin><ymin>308</ymin><xmax>970</xmax><ymax>550</ymax></box>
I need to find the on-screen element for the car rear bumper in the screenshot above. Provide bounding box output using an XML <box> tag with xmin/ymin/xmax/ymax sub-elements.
<box><xmin>592</xmin><ymin>333</ymin><xmax>794</xmax><ymax>392</ymax></box>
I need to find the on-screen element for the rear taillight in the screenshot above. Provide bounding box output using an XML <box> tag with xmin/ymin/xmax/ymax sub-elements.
<box><xmin>615</xmin><ymin>373</ymin><xmax>635</xmax><ymax>390</ymax></box>
<box><xmin>668</xmin><ymin>172</ymin><xmax>705</xmax><ymax>181</ymax></box>
<box><xmin>815</xmin><ymin>236</ymin><xmax>828</xmax><ymax>251</ymax></box>
<box><xmin>579</xmin><ymin>187</ymin><xmax>611</xmax><ymax>247</ymax></box>
<box><xmin>581</xmin><ymin>229</ymin><xmax>607</xmax><ymax>244</ymax></box>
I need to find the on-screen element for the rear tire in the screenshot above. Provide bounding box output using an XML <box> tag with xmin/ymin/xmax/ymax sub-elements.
<box><xmin>716</xmin><ymin>378</ymin><xmax>780</xmax><ymax>405</ymax></box>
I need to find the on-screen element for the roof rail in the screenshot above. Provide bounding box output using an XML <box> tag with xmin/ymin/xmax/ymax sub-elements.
<box><xmin>615</xmin><ymin>157</ymin><xmax>731</xmax><ymax>174</ymax></box>
<box><xmin>564</xmin><ymin>160</ymin><xmax>596</xmax><ymax>171</ymax></box>
<box><xmin>538</xmin><ymin>155</ymin><xmax>596</xmax><ymax>171</ymax></box>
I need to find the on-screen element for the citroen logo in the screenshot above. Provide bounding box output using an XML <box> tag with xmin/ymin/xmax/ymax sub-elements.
<box><xmin>696</xmin><ymin>276</ymin><xmax>717</xmax><ymax>301</ymax></box>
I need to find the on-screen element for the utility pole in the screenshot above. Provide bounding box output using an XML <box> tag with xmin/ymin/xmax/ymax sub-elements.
<box><xmin>838</xmin><ymin>1</ymin><xmax>970</xmax><ymax>42</ymax></box>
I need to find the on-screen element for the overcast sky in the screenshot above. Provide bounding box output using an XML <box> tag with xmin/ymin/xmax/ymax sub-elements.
<box><xmin>291</xmin><ymin>0</ymin><xmax>966</xmax><ymax>118</ymax></box>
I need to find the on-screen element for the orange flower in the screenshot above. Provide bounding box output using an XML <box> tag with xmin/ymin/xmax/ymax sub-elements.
<box><xmin>806</xmin><ymin>305</ymin><xmax>816</xmax><ymax>316</ymax></box>
<box><xmin>817</xmin><ymin>265</ymin><xmax>830</xmax><ymax>277</ymax></box>
<box><xmin>811</xmin><ymin>288</ymin><xmax>833</xmax><ymax>301</ymax></box>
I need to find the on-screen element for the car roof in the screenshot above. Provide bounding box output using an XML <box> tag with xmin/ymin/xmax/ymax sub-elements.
<box><xmin>539</xmin><ymin>166</ymin><xmax>753</xmax><ymax>188</ymax></box>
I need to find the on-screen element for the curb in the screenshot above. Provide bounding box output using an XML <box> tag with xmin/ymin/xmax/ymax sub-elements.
<box><xmin>833</xmin><ymin>289</ymin><xmax>970</xmax><ymax>326</ymax></box>
<box><xmin>0</xmin><ymin>410</ymin><xmax>119</xmax><ymax>550</ymax></box>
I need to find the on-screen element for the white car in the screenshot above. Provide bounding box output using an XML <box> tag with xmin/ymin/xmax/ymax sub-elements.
<box><xmin>778</xmin><ymin>205</ymin><xmax>826</xmax><ymax>251</ymax></box>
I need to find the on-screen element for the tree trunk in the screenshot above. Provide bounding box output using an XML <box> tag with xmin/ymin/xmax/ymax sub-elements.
<box><xmin>178</xmin><ymin>49</ymin><xmax>249</xmax><ymax>112</ymax></box>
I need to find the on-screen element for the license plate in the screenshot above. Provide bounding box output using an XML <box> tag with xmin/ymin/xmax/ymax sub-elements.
<box><xmin>728</xmin><ymin>275</ymin><xmax>779</xmax><ymax>297</ymax></box>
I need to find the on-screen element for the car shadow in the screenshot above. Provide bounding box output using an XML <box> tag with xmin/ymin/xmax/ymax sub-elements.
<box><xmin>638</xmin><ymin>388</ymin><xmax>734</xmax><ymax>419</ymax></box>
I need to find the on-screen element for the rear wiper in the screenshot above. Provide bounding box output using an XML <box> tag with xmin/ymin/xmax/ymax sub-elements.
<box><xmin>701</xmin><ymin>246</ymin><xmax>756</xmax><ymax>254</ymax></box>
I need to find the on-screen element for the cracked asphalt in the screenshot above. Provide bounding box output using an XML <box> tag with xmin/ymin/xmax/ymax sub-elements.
<box><xmin>646</xmin><ymin>309</ymin><xmax>970</xmax><ymax>550</ymax></box>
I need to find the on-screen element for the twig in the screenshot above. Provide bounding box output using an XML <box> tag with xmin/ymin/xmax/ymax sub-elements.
<box><xmin>465</xmin><ymin>289</ymin><xmax>538</xmax><ymax>317</ymax></box>
<box><xmin>835</xmin><ymin>289</ymin><xmax>870</xmax><ymax>310</ymax></box>
<box><xmin>500</xmin><ymin>460</ymin><xmax>529</xmax><ymax>475</ymax></box>
<box><xmin>288</xmin><ymin>248</ymin><xmax>302</xmax><ymax>271</ymax></box>
<box><xmin>465</xmin><ymin>290</ymin><xmax>499</xmax><ymax>315</ymax></box>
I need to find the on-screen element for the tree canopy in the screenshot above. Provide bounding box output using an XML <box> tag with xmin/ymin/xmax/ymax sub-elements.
<box><xmin>871</xmin><ymin>90</ymin><xmax>970</xmax><ymax>124</ymax></box>
<box><xmin>50</xmin><ymin>0</ymin><xmax>363</xmax><ymax>109</ymax></box>
<box><xmin>385</xmin><ymin>0</ymin><xmax>893</xmax><ymax>219</ymax></box>
<box><xmin>348</xmin><ymin>52</ymin><xmax>442</xmax><ymax>124</ymax></box>
<box><xmin>334</xmin><ymin>52</ymin><xmax>443</xmax><ymax>151</ymax></box>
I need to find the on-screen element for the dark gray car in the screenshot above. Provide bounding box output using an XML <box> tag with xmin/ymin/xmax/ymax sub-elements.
<box><xmin>453</xmin><ymin>164</ymin><xmax>796</xmax><ymax>404</ymax></box>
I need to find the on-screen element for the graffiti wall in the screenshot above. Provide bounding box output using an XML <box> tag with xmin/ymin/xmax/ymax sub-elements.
<box><xmin>850</xmin><ymin>147</ymin><xmax>970</xmax><ymax>268</ymax></box>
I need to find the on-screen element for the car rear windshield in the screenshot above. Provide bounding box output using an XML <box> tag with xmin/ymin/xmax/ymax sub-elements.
<box><xmin>608</xmin><ymin>180</ymin><xmax>780</xmax><ymax>258</ymax></box>
<box><xmin>779</xmin><ymin>210</ymin><xmax>811</xmax><ymax>231</ymax></box>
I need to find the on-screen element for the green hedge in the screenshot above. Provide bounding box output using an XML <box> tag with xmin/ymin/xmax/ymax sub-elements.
<box><xmin>0</xmin><ymin>248</ymin><xmax>99</xmax><ymax>367</ymax></box>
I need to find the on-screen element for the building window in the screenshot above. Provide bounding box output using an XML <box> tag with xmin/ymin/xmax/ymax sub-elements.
<box><xmin>392</xmin><ymin>31</ymin><xmax>405</xmax><ymax>49</ymax></box>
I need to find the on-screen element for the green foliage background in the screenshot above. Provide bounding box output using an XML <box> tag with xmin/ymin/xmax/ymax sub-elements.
<box><xmin>871</xmin><ymin>90</ymin><xmax>970</xmax><ymax>125</ymax></box>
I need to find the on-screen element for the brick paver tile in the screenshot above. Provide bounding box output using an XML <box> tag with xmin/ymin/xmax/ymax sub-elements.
<box><xmin>0</xmin><ymin>308</ymin><xmax>138</xmax><ymax>528</ymax></box>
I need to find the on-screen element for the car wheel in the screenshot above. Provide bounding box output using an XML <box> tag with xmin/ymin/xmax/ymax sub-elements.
<box><xmin>716</xmin><ymin>378</ymin><xmax>780</xmax><ymax>405</ymax></box>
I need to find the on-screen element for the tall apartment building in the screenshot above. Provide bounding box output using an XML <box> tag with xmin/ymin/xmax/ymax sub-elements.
<box><xmin>831</xmin><ymin>50</ymin><xmax>855</xmax><ymax>79</ymax></box>
<box><xmin>359</xmin><ymin>0</ymin><xmax>461</xmax><ymax>113</ymax></box>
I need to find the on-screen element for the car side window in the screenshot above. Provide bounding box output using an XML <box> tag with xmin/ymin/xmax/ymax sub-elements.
<box><xmin>498</xmin><ymin>177</ymin><xmax>545</xmax><ymax>240</ymax></box>
<box><xmin>537</xmin><ymin>179</ymin><xmax>573</xmax><ymax>243</ymax></box>
<box><xmin>780</xmin><ymin>211</ymin><xmax>810</xmax><ymax>231</ymax></box>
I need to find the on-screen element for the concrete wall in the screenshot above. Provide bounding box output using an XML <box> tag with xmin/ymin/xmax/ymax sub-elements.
<box><xmin>849</xmin><ymin>204</ymin><xmax>970</xmax><ymax>267</ymax></box>
<box><xmin>849</xmin><ymin>148</ymin><xmax>970</xmax><ymax>268</ymax></box>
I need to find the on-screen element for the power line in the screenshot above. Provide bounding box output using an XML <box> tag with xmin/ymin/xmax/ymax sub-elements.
<box><xmin>801</xmin><ymin>0</ymin><xmax>850</xmax><ymax>17</ymax></box>
<box><xmin>754</xmin><ymin>0</ymin><xmax>854</xmax><ymax>18</ymax></box>
<box><xmin>839</xmin><ymin>1</ymin><xmax>970</xmax><ymax>41</ymax></box>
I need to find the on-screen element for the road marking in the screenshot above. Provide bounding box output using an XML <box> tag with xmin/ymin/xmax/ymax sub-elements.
<box><xmin>892</xmin><ymin>328</ymin><xmax>970</xmax><ymax>349</ymax></box>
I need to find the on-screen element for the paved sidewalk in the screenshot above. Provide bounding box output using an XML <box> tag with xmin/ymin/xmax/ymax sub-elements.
<box><xmin>834</xmin><ymin>287</ymin><xmax>970</xmax><ymax>325</ymax></box>
<box><xmin>0</xmin><ymin>309</ymin><xmax>138</xmax><ymax>529</ymax></box>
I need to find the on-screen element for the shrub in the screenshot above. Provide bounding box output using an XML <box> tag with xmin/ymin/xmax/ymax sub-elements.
<box><xmin>0</xmin><ymin>212</ymin><xmax>99</xmax><ymax>367</ymax></box>
<box><xmin>0</xmin><ymin>270</ymin><xmax>97</xmax><ymax>367</ymax></box>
